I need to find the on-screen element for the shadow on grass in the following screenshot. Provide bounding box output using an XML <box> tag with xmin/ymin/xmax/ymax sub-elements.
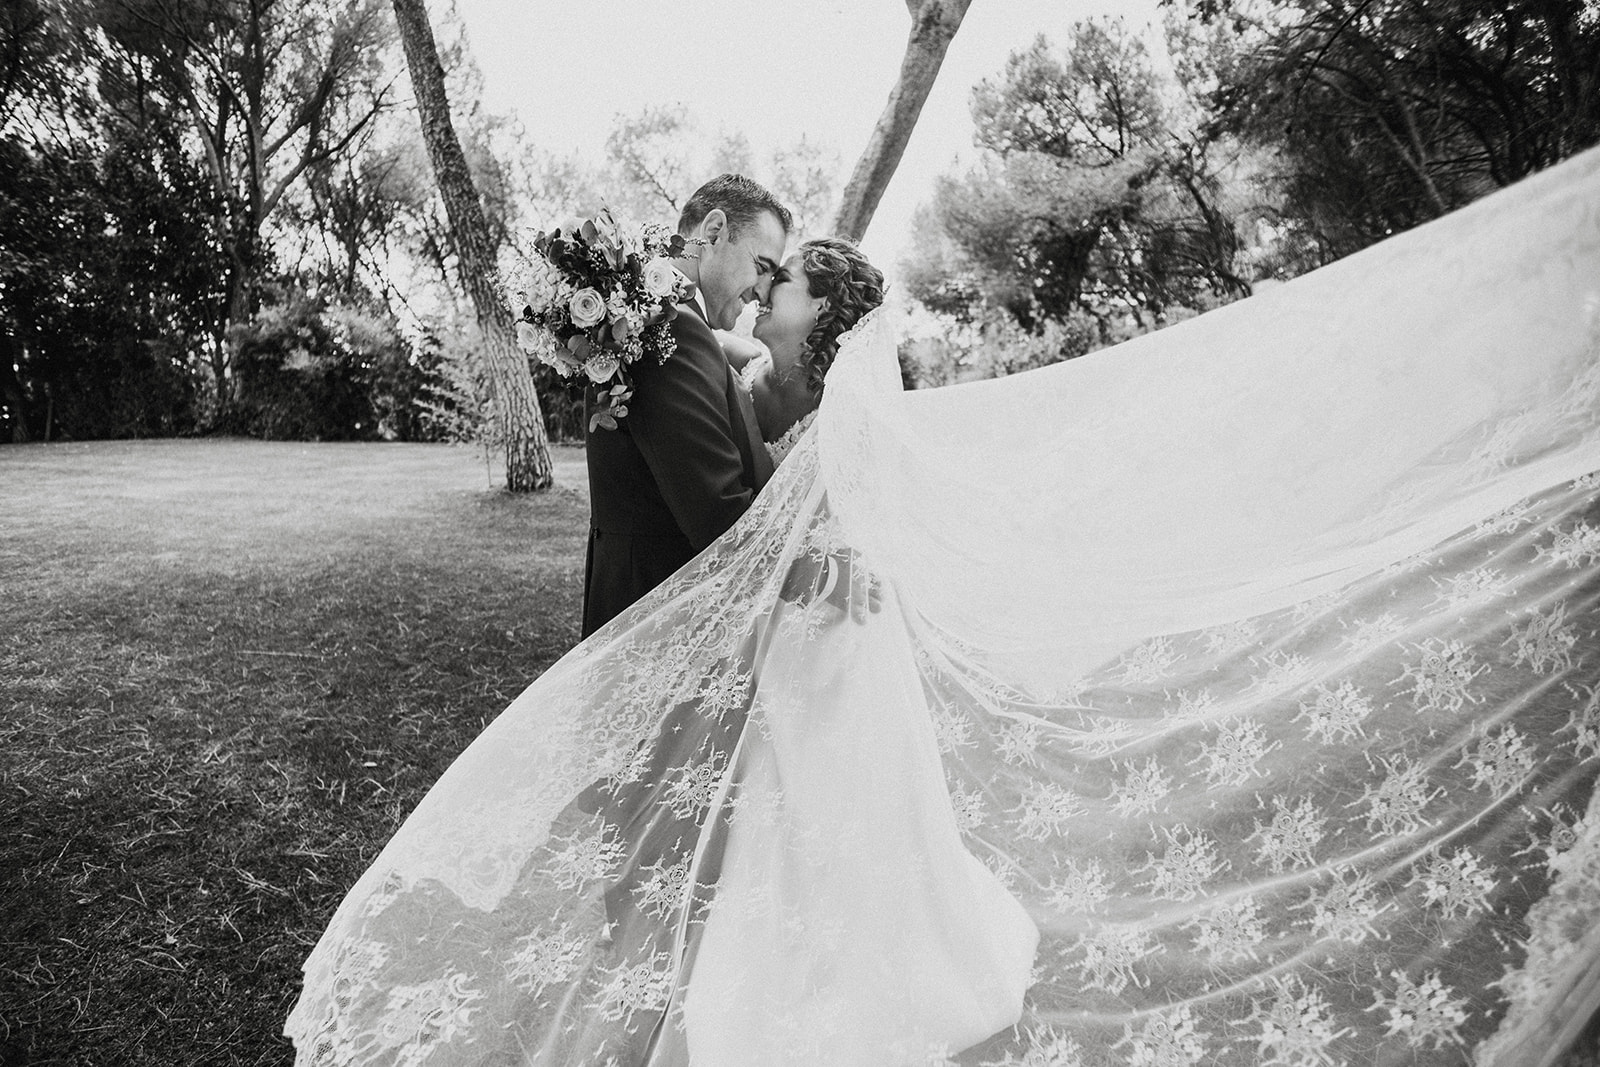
<box><xmin>5</xmin><ymin>439</ymin><xmax>1600</xmax><ymax>1066</ymax></box>
<box><xmin>0</xmin><ymin>441</ymin><xmax>587</xmax><ymax>1066</ymax></box>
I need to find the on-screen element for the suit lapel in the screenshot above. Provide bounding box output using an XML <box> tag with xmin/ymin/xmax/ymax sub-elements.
<box><xmin>677</xmin><ymin>298</ymin><xmax>773</xmax><ymax>491</ymax></box>
<box><xmin>726</xmin><ymin>365</ymin><xmax>775</xmax><ymax>491</ymax></box>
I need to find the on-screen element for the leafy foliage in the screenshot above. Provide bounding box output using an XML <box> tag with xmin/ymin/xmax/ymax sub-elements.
<box><xmin>0</xmin><ymin>0</ymin><xmax>511</xmax><ymax>445</ymax></box>
<box><xmin>91</xmin><ymin>0</ymin><xmax>395</xmax><ymax>408</ymax></box>
<box><xmin>586</xmin><ymin>105</ymin><xmax>842</xmax><ymax>238</ymax></box>
<box><xmin>225</xmin><ymin>288</ymin><xmax>437</xmax><ymax>441</ymax></box>
<box><xmin>1</xmin><ymin>2</ymin><xmax>230</xmax><ymax>440</ymax></box>
<box><xmin>417</xmin><ymin>320</ymin><xmax>588</xmax><ymax>447</ymax></box>
<box><xmin>0</xmin><ymin>0</ymin><xmax>852</xmax><ymax>448</ymax></box>
<box><xmin>905</xmin><ymin>18</ymin><xmax>1262</xmax><ymax>346</ymax></box>
<box><xmin>905</xmin><ymin>0</ymin><xmax>1598</xmax><ymax>381</ymax></box>
<box><xmin>1213</xmin><ymin>0</ymin><xmax>1600</xmax><ymax>258</ymax></box>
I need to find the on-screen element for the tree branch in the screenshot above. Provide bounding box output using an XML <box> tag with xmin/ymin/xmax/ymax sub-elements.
<box><xmin>262</xmin><ymin>86</ymin><xmax>389</xmax><ymax>219</ymax></box>
<box><xmin>833</xmin><ymin>0</ymin><xmax>974</xmax><ymax>239</ymax></box>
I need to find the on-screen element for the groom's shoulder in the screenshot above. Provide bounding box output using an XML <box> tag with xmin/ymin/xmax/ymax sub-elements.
<box><xmin>665</xmin><ymin>302</ymin><xmax>720</xmax><ymax>367</ymax></box>
<box><xmin>628</xmin><ymin>302</ymin><xmax>721</xmax><ymax>399</ymax></box>
<box><xmin>671</xmin><ymin>298</ymin><xmax>713</xmax><ymax>335</ymax></box>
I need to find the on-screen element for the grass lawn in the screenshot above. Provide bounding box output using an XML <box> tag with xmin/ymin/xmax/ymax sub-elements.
<box><xmin>1</xmin><ymin>439</ymin><xmax>590</xmax><ymax>1066</ymax></box>
<box><xmin>3</xmin><ymin>438</ymin><xmax>1598</xmax><ymax>1067</ymax></box>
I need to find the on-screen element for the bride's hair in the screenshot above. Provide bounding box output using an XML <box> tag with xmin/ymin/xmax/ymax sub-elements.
<box><xmin>799</xmin><ymin>237</ymin><xmax>886</xmax><ymax>397</ymax></box>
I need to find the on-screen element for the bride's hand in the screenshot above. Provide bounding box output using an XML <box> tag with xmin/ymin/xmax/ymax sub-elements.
<box><xmin>827</xmin><ymin>551</ymin><xmax>881</xmax><ymax>624</ymax></box>
<box><xmin>780</xmin><ymin>548</ymin><xmax>881</xmax><ymax>625</ymax></box>
<box><xmin>716</xmin><ymin>330</ymin><xmax>767</xmax><ymax>371</ymax></box>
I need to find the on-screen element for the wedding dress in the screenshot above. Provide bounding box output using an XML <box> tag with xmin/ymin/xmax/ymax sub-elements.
<box><xmin>737</xmin><ymin>353</ymin><xmax>816</xmax><ymax>468</ymax></box>
<box><xmin>287</xmin><ymin>146</ymin><xmax>1600</xmax><ymax>1067</ymax></box>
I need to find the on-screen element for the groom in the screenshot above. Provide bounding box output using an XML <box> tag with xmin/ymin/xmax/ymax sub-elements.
<box><xmin>580</xmin><ymin>174</ymin><xmax>791</xmax><ymax>637</ymax></box>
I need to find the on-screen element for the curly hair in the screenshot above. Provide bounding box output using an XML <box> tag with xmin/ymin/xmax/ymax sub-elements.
<box><xmin>797</xmin><ymin>236</ymin><xmax>886</xmax><ymax>397</ymax></box>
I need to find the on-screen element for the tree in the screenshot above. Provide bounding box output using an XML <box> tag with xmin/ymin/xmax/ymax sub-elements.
<box><xmin>95</xmin><ymin>0</ymin><xmax>394</xmax><ymax>410</ymax></box>
<box><xmin>285</xmin><ymin>16</ymin><xmax>607</xmax><ymax>450</ymax></box>
<box><xmin>768</xmin><ymin>136</ymin><xmax>839</xmax><ymax>239</ymax></box>
<box><xmin>294</xmin><ymin>147</ymin><xmax>413</xmax><ymax>301</ymax></box>
<box><xmin>969</xmin><ymin>24</ymin><xmax>1166</xmax><ymax>160</ymax></box>
<box><xmin>605</xmin><ymin>104</ymin><xmax>696</xmax><ymax>217</ymax></box>
<box><xmin>833</xmin><ymin>0</ymin><xmax>974</xmax><ymax>240</ymax></box>
<box><xmin>1</xmin><ymin>0</ymin><xmax>71</xmax><ymax>441</ymax></box>
<box><xmin>905</xmin><ymin>18</ymin><xmax>1261</xmax><ymax>334</ymax></box>
<box><xmin>2</xmin><ymin>0</ymin><xmax>228</xmax><ymax>441</ymax></box>
<box><xmin>1214</xmin><ymin>0</ymin><xmax>1600</xmax><ymax>258</ymax></box>
<box><xmin>391</xmin><ymin>0</ymin><xmax>552</xmax><ymax>490</ymax></box>
<box><xmin>595</xmin><ymin>107</ymin><xmax>839</xmax><ymax>237</ymax></box>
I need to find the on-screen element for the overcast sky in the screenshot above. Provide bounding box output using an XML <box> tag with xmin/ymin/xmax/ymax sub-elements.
<box><xmin>451</xmin><ymin>0</ymin><xmax>1163</xmax><ymax>273</ymax></box>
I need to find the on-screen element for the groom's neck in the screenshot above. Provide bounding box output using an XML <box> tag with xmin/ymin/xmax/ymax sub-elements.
<box><xmin>672</xmin><ymin>254</ymin><xmax>701</xmax><ymax>290</ymax></box>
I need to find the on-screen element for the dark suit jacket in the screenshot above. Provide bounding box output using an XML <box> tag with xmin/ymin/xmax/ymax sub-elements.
<box><xmin>581</xmin><ymin>299</ymin><xmax>774</xmax><ymax>637</ymax></box>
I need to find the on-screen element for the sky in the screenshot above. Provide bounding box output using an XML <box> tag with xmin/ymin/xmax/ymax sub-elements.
<box><xmin>451</xmin><ymin>0</ymin><xmax>1164</xmax><ymax>275</ymax></box>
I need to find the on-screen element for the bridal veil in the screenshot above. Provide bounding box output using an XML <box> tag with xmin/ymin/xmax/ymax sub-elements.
<box><xmin>288</xmin><ymin>146</ymin><xmax>1600</xmax><ymax>1066</ymax></box>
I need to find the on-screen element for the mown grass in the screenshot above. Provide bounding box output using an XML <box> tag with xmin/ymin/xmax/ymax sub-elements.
<box><xmin>3</xmin><ymin>438</ymin><xmax>1598</xmax><ymax>1067</ymax></box>
<box><xmin>0</xmin><ymin>439</ymin><xmax>589</xmax><ymax>1066</ymax></box>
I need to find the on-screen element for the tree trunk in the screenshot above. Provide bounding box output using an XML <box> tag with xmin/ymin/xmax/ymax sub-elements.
<box><xmin>390</xmin><ymin>0</ymin><xmax>552</xmax><ymax>491</ymax></box>
<box><xmin>832</xmin><ymin>0</ymin><xmax>974</xmax><ymax>241</ymax></box>
<box><xmin>0</xmin><ymin>332</ymin><xmax>31</xmax><ymax>442</ymax></box>
<box><xmin>218</xmin><ymin>238</ymin><xmax>256</xmax><ymax>412</ymax></box>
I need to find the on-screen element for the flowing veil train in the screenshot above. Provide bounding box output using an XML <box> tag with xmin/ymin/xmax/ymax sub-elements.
<box><xmin>288</xmin><ymin>146</ymin><xmax>1600</xmax><ymax>1067</ymax></box>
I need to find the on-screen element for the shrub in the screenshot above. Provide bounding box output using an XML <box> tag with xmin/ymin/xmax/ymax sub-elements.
<box><xmin>227</xmin><ymin>289</ymin><xmax>435</xmax><ymax>441</ymax></box>
<box><xmin>415</xmin><ymin>318</ymin><xmax>588</xmax><ymax>447</ymax></box>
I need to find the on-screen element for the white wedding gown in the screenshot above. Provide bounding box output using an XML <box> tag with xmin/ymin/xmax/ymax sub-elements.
<box><xmin>288</xmin><ymin>146</ymin><xmax>1600</xmax><ymax>1067</ymax></box>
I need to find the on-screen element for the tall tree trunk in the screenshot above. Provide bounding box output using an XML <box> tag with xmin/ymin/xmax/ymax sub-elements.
<box><xmin>0</xmin><ymin>332</ymin><xmax>31</xmax><ymax>443</ymax></box>
<box><xmin>217</xmin><ymin>227</ymin><xmax>258</xmax><ymax>412</ymax></box>
<box><xmin>390</xmin><ymin>0</ymin><xmax>553</xmax><ymax>492</ymax></box>
<box><xmin>832</xmin><ymin>0</ymin><xmax>974</xmax><ymax>241</ymax></box>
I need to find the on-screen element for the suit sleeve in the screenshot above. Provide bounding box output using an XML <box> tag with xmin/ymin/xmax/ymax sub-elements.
<box><xmin>625</xmin><ymin>314</ymin><xmax>755</xmax><ymax>551</ymax></box>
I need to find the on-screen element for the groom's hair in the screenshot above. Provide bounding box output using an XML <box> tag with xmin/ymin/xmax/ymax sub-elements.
<box><xmin>678</xmin><ymin>174</ymin><xmax>792</xmax><ymax>240</ymax></box>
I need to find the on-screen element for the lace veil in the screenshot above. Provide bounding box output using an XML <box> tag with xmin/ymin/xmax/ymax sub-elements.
<box><xmin>289</xmin><ymin>147</ymin><xmax>1600</xmax><ymax>1067</ymax></box>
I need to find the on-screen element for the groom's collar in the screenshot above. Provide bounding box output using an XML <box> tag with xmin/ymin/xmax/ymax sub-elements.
<box><xmin>685</xmin><ymin>287</ymin><xmax>709</xmax><ymax>323</ymax></box>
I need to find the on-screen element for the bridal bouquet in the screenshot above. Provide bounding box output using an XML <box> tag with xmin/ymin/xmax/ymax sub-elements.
<box><xmin>509</xmin><ymin>211</ymin><xmax>691</xmax><ymax>431</ymax></box>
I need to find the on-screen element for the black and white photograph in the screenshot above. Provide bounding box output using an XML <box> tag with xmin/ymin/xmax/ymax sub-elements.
<box><xmin>4</xmin><ymin>0</ymin><xmax>1600</xmax><ymax>1063</ymax></box>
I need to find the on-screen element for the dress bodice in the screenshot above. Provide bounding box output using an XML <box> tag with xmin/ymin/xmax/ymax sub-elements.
<box><xmin>739</xmin><ymin>355</ymin><xmax>816</xmax><ymax>469</ymax></box>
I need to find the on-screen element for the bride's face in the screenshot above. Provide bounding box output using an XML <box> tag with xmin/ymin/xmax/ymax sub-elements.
<box><xmin>752</xmin><ymin>254</ymin><xmax>825</xmax><ymax>367</ymax></box>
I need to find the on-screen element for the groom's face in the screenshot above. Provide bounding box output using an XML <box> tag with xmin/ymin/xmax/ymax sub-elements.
<box><xmin>696</xmin><ymin>208</ymin><xmax>787</xmax><ymax>330</ymax></box>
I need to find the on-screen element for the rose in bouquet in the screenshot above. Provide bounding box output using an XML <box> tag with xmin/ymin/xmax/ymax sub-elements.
<box><xmin>509</xmin><ymin>210</ymin><xmax>692</xmax><ymax>431</ymax></box>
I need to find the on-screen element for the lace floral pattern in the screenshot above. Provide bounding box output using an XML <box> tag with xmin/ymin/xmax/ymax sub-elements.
<box><xmin>738</xmin><ymin>353</ymin><xmax>817</xmax><ymax>468</ymax></box>
<box><xmin>289</xmin><ymin>149</ymin><xmax>1600</xmax><ymax>1066</ymax></box>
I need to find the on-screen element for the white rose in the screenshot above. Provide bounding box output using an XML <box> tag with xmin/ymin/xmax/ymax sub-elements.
<box><xmin>641</xmin><ymin>257</ymin><xmax>680</xmax><ymax>299</ymax></box>
<box><xmin>584</xmin><ymin>353</ymin><xmax>620</xmax><ymax>383</ymax></box>
<box><xmin>568</xmin><ymin>287</ymin><xmax>607</xmax><ymax>329</ymax></box>
<box><xmin>514</xmin><ymin>320</ymin><xmax>545</xmax><ymax>355</ymax></box>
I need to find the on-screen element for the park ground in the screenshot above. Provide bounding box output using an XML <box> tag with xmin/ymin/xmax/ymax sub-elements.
<box><xmin>1</xmin><ymin>439</ymin><xmax>588</xmax><ymax>1065</ymax></box>
<box><xmin>2</xmin><ymin>439</ymin><xmax>1599</xmax><ymax>1066</ymax></box>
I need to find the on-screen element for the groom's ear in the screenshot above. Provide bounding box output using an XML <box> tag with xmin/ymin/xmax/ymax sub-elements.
<box><xmin>701</xmin><ymin>209</ymin><xmax>728</xmax><ymax>245</ymax></box>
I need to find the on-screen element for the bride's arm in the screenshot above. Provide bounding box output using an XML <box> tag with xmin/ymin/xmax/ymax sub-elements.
<box><xmin>716</xmin><ymin>330</ymin><xmax>767</xmax><ymax>371</ymax></box>
<box><xmin>778</xmin><ymin>492</ymin><xmax>881</xmax><ymax>624</ymax></box>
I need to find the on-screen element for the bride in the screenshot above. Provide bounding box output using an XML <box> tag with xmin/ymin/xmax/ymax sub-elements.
<box><xmin>288</xmin><ymin>148</ymin><xmax>1600</xmax><ymax>1067</ymax></box>
<box><xmin>741</xmin><ymin>235</ymin><xmax>886</xmax><ymax>468</ymax></box>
